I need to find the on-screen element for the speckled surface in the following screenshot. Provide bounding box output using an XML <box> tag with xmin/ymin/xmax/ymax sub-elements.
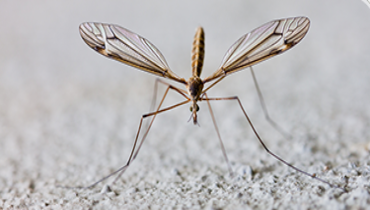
<box><xmin>1</xmin><ymin>1</ymin><xmax>370</xmax><ymax>209</ymax></box>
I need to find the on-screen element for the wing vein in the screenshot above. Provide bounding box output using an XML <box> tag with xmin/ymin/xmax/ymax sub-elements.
<box><xmin>79</xmin><ymin>22</ymin><xmax>185</xmax><ymax>83</ymax></box>
<box><xmin>203</xmin><ymin>17</ymin><xmax>310</xmax><ymax>83</ymax></box>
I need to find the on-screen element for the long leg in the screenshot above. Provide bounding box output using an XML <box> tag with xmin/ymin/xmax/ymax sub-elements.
<box><xmin>111</xmin><ymin>100</ymin><xmax>190</xmax><ymax>186</ymax></box>
<box><xmin>130</xmin><ymin>83</ymin><xmax>189</xmax><ymax>162</ymax></box>
<box><xmin>108</xmin><ymin>83</ymin><xmax>191</xmax><ymax>187</ymax></box>
<box><xmin>202</xmin><ymin>93</ymin><xmax>233</xmax><ymax>176</ymax></box>
<box><xmin>250</xmin><ymin>67</ymin><xmax>292</xmax><ymax>140</ymax></box>
<box><xmin>68</xmin><ymin>84</ymin><xmax>190</xmax><ymax>189</ymax></box>
<box><xmin>204</xmin><ymin>96</ymin><xmax>346</xmax><ymax>191</ymax></box>
<box><xmin>150</xmin><ymin>78</ymin><xmax>189</xmax><ymax>112</ymax></box>
<box><xmin>142</xmin><ymin>79</ymin><xmax>188</xmax><ymax>142</ymax></box>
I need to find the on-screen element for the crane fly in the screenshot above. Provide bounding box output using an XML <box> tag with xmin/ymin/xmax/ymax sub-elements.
<box><xmin>75</xmin><ymin>17</ymin><xmax>345</xmax><ymax>191</ymax></box>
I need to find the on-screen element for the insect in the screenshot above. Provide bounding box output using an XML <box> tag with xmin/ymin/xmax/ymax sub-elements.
<box><xmin>77</xmin><ymin>17</ymin><xmax>345</xmax><ymax>191</ymax></box>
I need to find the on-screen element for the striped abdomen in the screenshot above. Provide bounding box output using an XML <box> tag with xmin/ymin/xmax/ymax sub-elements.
<box><xmin>191</xmin><ymin>27</ymin><xmax>205</xmax><ymax>77</ymax></box>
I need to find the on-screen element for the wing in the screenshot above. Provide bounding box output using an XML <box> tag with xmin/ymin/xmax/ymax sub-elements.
<box><xmin>79</xmin><ymin>22</ymin><xmax>186</xmax><ymax>84</ymax></box>
<box><xmin>203</xmin><ymin>17</ymin><xmax>310</xmax><ymax>83</ymax></box>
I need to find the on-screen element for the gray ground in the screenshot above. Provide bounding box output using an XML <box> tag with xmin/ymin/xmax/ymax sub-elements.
<box><xmin>1</xmin><ymin>0</ymin><xmax>370</xmax><ymax>209</ymax></box>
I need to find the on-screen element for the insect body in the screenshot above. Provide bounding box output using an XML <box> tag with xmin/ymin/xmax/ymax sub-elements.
<box><xmin>77</xmin><ymin>17</ymin><xmax>345</xmax><ymax>191</ymax></box>
<box><xmin>79</xmin><ymin>17</ymin><xmax>309</xmax><ymax>124</ymax></box>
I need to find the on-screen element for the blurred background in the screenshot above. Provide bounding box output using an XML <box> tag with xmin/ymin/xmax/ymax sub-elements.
<box><xmin>1</xmin><ymin>0</ymin><xmax>370</xmax><ymax>209</ymax></box>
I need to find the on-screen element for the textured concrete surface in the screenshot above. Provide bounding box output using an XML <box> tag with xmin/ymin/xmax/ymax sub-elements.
<box><xmin>1</xmin><ymin>0</ymin><xmax>370</xmax><ymax>209</ymax></box>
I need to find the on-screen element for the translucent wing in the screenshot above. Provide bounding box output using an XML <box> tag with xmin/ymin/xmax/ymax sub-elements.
<box><xmin>203</xmin><ymin>17</ymin><xmax>310</xmax><ymax>83</ymax></box>
<box><xmin>79</xmin><ymin>22</ymin><xmax>186</xmax><ymax>84</ymax></box>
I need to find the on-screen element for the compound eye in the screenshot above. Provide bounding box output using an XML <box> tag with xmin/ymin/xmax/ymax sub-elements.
<box><xmin>190</xmin><ymin>105</ymin><xmax>200</xmax><ymax>112</ymax></box>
